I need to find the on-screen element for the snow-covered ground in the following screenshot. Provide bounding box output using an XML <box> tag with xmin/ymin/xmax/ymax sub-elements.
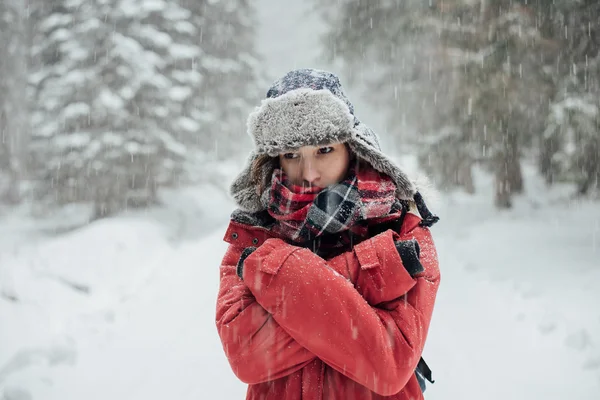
<box><xmin>1</xmin><ymin>161</ymin><xmax>599</xmax><ymax>400</ymax></box>
<box><xmin>2</xmin><ymin>2</ymin><xmax>599</xmax><ymax>399</ymax></box>
<box><xmin>0</xmin><ymin>183</ymin><xmax>243</xmax><ymax>400</ymax></box>
<box><xmin>426</xmin><ymin>165</ymin><xmax>600</xmax><ymax>400</ymax></box>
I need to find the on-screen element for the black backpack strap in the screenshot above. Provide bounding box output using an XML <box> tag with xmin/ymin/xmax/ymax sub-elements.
<box><xmin>416</xmin><ymin>357</ymin><xmax>434</xmax><ymax>384</ymax></box>
<box><xmin>413</xmin><ymin>192</ymin><xmax>440</xmax><ymax>227</ymax></box>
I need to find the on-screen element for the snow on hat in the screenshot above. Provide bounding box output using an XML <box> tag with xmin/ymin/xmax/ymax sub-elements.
<box><xmin>230</xmin><ymin>68</ymin><xmax>438</xmax><ymax>226</ymax></box>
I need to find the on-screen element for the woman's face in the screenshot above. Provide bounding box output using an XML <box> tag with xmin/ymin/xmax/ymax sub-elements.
<box><xmin>278</xmin><ymin>143</ymin><xmax>351</xmax><ymax>188</ymax></box>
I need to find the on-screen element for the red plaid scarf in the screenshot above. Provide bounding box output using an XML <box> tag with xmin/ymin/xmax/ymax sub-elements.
<box><xmin>267</xmin><ymin>165</ymin><xmax>398</xmax><ymax>248</ymax></box>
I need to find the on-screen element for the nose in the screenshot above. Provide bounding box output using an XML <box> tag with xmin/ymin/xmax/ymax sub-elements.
<box><xmin>301</xmin><ymin>159</ymin><xmax>320</xmax><ymax>186</ymax></box>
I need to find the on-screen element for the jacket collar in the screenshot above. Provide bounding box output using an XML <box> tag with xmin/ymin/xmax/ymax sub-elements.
<box><xmin>223</xmin><ymin>219</ymin><xmax>274</xmax><ymax>249</ymax></box>
<box><xmin>223</xmin><ymin>204</ymin><xmax>422</xmax><ymax>250</ymax></box>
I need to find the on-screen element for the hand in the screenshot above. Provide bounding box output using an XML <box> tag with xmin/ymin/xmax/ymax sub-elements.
<box><xmin>394</xmin><ymin>239</ymin><xmax>424</xmax><ymax>276</ymax></box>
<box><xmin>306</xmin><ymin>183</ymin><xmax>360</xmax><ymax>236</ymax></box>
<box><xmin>236</xmin><ymin>247</ymin><xmax>257</xmax><ymax>280</ymax></box>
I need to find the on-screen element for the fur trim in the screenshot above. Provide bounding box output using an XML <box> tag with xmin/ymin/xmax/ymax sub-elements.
<box><xmin>411</xmin><ymin>172</ymin><xmax>441</xmax><ymax>211</ymax></box>
<box><xmin>247</xmin><ymin>89</ymin><xmax>354</xmax><ymax>156</ymax></box>
<box><xmin>230</xmin><ymin>81</ymin><xmax>423</xmax><ymax>213</ymax></box>
<box><xmin>347</xmin><ymin>133</ymin><xmax>416</xmax><ymax>200</ymax></box>
<box><xmin>229</xmin><ymin>152</ymin><xmax>261</xmax><ymax>212</ymax></box>
<box><xmin>230</xmin><ymin>208</ymin><xmax>273</xmax><ymax>228</ymax></box>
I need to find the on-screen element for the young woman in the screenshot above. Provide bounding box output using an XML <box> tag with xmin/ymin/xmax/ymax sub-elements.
<box><xmin>216</xmin><ymin>69</ymin><xmax>440</xmax><ymax>400</ymax></box>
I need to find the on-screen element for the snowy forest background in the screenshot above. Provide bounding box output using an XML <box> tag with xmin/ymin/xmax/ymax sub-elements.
<box><xmin>1</xmin><ymin>0</ymin><xmax>599</xmax><ymax>213</ymax></box>
<box><xmin>1</xmin><ymin>0</ymin><xmax>262</xmax><ymax>218</ymax></box>
<box><xmin>1</xmin><ymin>1</ymin><xmax>599</xmax><ymax>400</ymax></box>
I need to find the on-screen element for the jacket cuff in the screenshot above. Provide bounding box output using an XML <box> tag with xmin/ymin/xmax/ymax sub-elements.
<box><xmin>236</xmin><ymin>247</ymin><xmax>257</xmax><ymax>280</ymax></box>
<box><xmin>353</xmin><ymin>230</ymin><xmax>418</xmax><ymax>305</ymax></box>
<box><xmin>395</xmin><ymin>239</ymin><xmax>424</xmax><ymax>276</ymax></box>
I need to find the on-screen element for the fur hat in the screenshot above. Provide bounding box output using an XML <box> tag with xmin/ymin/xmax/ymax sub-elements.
<box><xmin>230</xmin><ymin>68</ymin><xmax>438</xmax><ymax>226</ymax></box>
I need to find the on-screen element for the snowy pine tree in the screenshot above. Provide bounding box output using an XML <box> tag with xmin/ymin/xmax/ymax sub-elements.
<box><xmin>29</xmin><ymin>0</ymin><xmax>262</xmax><ymax>217</ymax></box>
<box><xmin>0</xmin><ymin>0</ymin><xmax>29</xmax><ymax>204</ymax></box>
<box><xmin>315</xmin><ymin>0</ymin><xmax>557</xmax><ymax>207</ymax></box>
<box><xmin>541</xmin><ymin>0</ymin><xmax>600</xmax><ymax>195</ymax></box>
<box><xmin>178</xmin><ymin>0</ymin><xmax>263</xmax><ymax>163</ymax></box>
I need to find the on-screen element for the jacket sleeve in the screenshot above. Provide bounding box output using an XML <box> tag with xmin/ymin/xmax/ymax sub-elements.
<box><xmin>241</xmin><ymin>223</ymin><xmax>440</xmax><ymax>396</ymax></box>
<box><xmin>215</xmin><ymin>244</ymin><xmax>317</xmax><ymax>384</ymax></box>
<box><xmin>326</xmin><ymin>215</ymin><xmax>434</xmax><ymax>306</ymax></box>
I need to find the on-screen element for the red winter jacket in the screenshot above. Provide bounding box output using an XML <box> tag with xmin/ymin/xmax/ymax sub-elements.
<box><xmin>216</xmin><ymin>211</ymin><xmax>440</xmax><ymax>400</ymax></box>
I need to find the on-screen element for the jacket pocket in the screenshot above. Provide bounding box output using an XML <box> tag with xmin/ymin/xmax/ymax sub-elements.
<box><xmin>355</xmin><ymin>238</ymin><xmax>386</xmax><ymax>291</ymax></box>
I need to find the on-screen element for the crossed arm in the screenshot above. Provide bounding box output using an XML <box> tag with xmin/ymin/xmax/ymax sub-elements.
<box><xmin>216</xmin><ymin>223</ymin><xmax>440</xmax><ymax>396</ymax></box>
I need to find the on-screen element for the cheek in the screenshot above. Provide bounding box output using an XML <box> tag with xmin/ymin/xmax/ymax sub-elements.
<box><xmin>335</xmin><ymin>164</ymin><xmax>348</xmax><ymax>180</ymax></box>
<box><xmin>327</xmin><ymin>153</ymin><xmax>351</xmax><ymax>181</ymax></box>
<box><xmin>280</xmin><ymin>161</ymin><xmax>300</xmax><ymax>178</ymax></box>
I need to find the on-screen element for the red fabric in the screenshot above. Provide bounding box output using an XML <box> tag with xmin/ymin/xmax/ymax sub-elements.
<box><xmin>353</xmin><ymin>166</ymin><xmax>398</xmax><ymax>218</ymax></box>
<box><xmin>266</xmin><ymin>168</ymin><xmax>325</xmax><ymax>240</ymax></box>
<box><xmin>217</xmin><ymin>212</ymin><xmax>440</xmax><ymax>400</ymax></box>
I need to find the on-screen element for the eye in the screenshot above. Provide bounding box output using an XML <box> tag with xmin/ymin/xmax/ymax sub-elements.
<box><xmin>318</xmin><ymin>146</ymin><xmax>334</xmax><ymax>154</ymax></box>
<box><xmin>283</xmin><ymin>152</ymin><xmax>299</xmax><ymax>160</ymax></box>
